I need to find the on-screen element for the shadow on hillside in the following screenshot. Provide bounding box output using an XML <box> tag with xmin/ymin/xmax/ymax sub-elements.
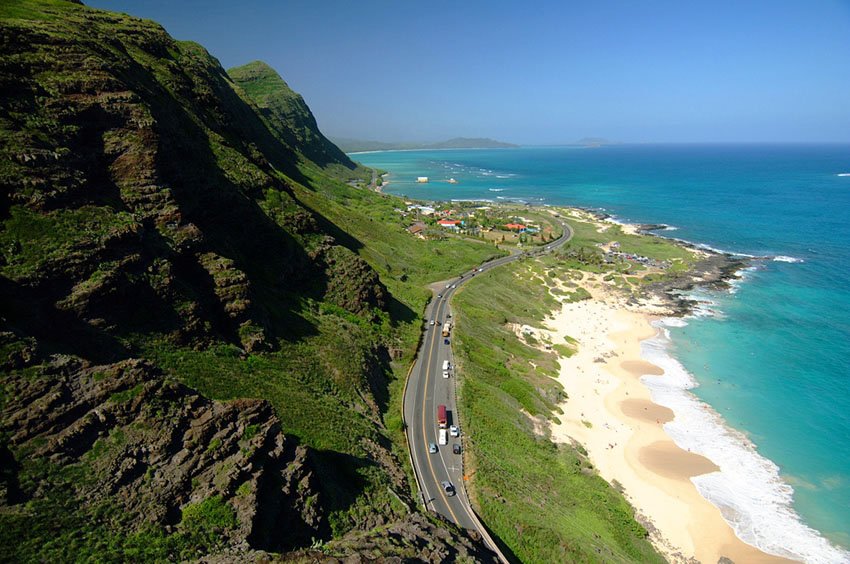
<box><xmin>387</xmin><ymin>295</ymin><xmax>418</xmax><ymax>326</ymax></box>
<box><xmin>291</xmin><ymin>192</ymin><xmax>364</xmax><ymax>253</ymax></box>
<box><xmin>118</xmin><ymin>49</ymin><xmax>325</xmax><ymax>346</ymax></box>
<box><xmin>0</xmin><ymin>276</ymin><xmax>131</xmax><ymax>364</ymax></box>
<box><xmin>308</xmin><ymin>448</ymin><xmax>375</xmax><ymax>529</ymax></box>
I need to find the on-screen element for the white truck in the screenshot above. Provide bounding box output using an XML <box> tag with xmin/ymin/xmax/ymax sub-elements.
<box><xmin>438</xmin><ymin>429</ymin><xmax>448</xmax><ymax>445</ymax></box>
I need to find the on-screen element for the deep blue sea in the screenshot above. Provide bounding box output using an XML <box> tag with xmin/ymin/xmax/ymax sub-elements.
<box><xmin>354</xmin><ymin>145</ymin><xmax>850</xmax><ymax>563</ymax></box>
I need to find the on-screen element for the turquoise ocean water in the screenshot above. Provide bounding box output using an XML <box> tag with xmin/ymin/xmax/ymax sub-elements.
<box><xmin>354</xmin><ymin>145</ymin><xmax>850</xmax><ymax>562</ymax></box>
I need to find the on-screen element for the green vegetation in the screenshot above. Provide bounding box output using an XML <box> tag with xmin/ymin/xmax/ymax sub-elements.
<box><xmin>0</xmin><ymin>205</ymin><xmax>137</xmax><ymax>280</ymax></box>
<box><xmin>1</xmin><ymin>0</ymin><xmax>504</xmax><ymax>560</ymax></box>
<box><xmin>453</xmin><ymin>260</ymin><xmax>663</xmax><ymax>563</ymax></box>
<box><xmin>561</xmin><ymin>214</ymin><xmax>698</xmax><ymax>273</ymax></box>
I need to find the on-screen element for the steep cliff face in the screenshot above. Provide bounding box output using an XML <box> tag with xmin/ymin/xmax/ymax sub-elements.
<box><xmin>228</xmin><ymin>61</ymin><xmax>368</xmax><ymax>180</ymax></box>
<box><xmin>0</xmin><ymin>1</ymin><xmax>493</xmax><ymax>561</ymax></box>
<box><xmin>0</xmin><ymin>351</ymin><xmax>325</xmax><ymax>559</ymax></box>
<box><xmin>0</xmin><ymin>0</ymin><xmax>384</xmax><ymax>355</ymax></box>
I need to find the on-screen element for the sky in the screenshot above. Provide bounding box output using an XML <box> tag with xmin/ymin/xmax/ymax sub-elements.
<box><xmin>86</xmin><ymin>0</ymin><xmax>850</xmax><ymax>144</ymax></box>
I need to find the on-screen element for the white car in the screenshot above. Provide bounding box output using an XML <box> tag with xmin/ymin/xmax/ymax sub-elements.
<box><xmin>449</xmin><ymin>425</ymin><xmax>459</xmax><ymax>437</ymax></box>
<box><xmin>429</xmin><ymin>320</ymin><xmax>435</xmax><ymax>326</ymax></box>
<box><xmin>442</xmin><ymin>370</ymin><xmax>449</xmax><ymax>379</ymax></box>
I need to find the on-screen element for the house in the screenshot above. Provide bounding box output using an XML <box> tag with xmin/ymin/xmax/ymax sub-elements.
<box><xmin>407</xmin><ymin>204</ymin><xmax>435</xmax><ymax>216</ymax></box>
<box><xmin>437</xmin><ymin>219</ymin><xmax>462</xmax><ymax>229</ymax></box>
<box><xmin>407</xmin><ymin>221</ymin><xmax>427</xmax><ymax>239</ymax></box>
<box><xmin>416</xmin><ymin>176</ymin><xmax>429</xmax><ymax>183</ymax></box>
<box><xmin>504</xmin><ymin>223</ymin><xmax>527</xmax><ymax>232</ymax></box>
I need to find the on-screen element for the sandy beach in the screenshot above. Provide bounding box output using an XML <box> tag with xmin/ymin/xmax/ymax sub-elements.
<box><xmin>535</xmin><ymin>272</ymin><xmax>793</xmax><ymax>563</ymax></box>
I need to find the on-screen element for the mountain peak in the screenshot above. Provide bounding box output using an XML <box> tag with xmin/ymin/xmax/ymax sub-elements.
<box><xmin>229</xmin><ymin>61</ymin><xmax>361</xmax><ymax>173</ymax></box>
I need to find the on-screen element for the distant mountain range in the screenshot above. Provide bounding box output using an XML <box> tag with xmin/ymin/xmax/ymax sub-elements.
<box><xmin>332</xmin><ymin>136</ymin><xmax>518</xmax><ymax>153</ymax></box>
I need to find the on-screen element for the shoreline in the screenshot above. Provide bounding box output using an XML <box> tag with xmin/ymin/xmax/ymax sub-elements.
<box><xmin>528</xmin><ymin>210</ymin><xmax>796</xmax><ymax>561</ymax></box>
<box><xmin>365</xmin><ymin>160</ymin><xmax>849</xmax><ymax>561</ymax></box>
<box><xmin>542</xmin><ymin>287</ymin><xmax>792</xmax><ymax>562</ymax></box>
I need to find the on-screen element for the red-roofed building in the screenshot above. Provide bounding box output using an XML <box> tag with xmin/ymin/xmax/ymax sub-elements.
<box><xmin>437</xmin><ymin>219</ymin><xmax>462</xmax><ymax>229</ymax></box>
<box><xmin>504</xmin><ymin>223</ymin><xmax>527</xmax><ymax>232</ymax></box>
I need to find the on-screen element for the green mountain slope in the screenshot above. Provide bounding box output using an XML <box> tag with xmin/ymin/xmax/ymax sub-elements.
<box><xmin>0</xmin><ymin>0</ymin><xmax>500</xmax><ymax>560</ymax></box>
<box><xmin>228</xmin><ymin>61</ymin><xmax>369</xmax><ymax>182</ymax></box>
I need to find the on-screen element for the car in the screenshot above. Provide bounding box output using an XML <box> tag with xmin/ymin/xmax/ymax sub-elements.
<box><xmin>437</xmin><ymin>293</ymin><xmax>442</xmax><ymax>298</ymax></box>
<box><xmin>452</xmin><ymin>443</ymin><xmax>461</xmax><ymax>455</ymax></box>
<box><xmin>429</xmin><ymin>320</ymin><xmax>435</xmax><ymax>326</ymax></box>
<box><xmin>441</xmin><ymin>480</ymin><xmax>456</xmax><ymax>496</ymax></box>
<box><xmin>443</xmin><ymin>338</ymin><xmax>450</xmax><ymax>345</ymax></box>
<box><xmin>436</xmin><ymin>320</ymin><xmax>441</xmax><ymax>325</ymax></box>
<box><xmin>429</xmin><ymin>443</ymin><xmax>437</xmax><ymax>454</ymax></box>
<box><xmin>449</xmin><ymin>425</ymin><xmax>459</xmax><ymax>437</ymax></box>
<box><xmin>442</xmin><ymin>370</ymin><xmax>449</xmax><ymax>379</ymax></box>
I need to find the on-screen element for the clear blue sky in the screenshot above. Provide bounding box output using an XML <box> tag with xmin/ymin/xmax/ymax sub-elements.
<box><xmin>87</xmin><ymin>0</ymin><xmax>850</xmax><ymax>144</ymax></box>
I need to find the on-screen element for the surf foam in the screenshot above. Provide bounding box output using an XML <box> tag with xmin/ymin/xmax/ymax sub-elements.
<box><xmin>773</xmin><ymin>255</ymin><xmax>805</xmax><ymax>263</ymax></box>
<box><xmin>640</xmin><ymin>320</ymin><xmax>850</xmax><ymax>563</ymax></box>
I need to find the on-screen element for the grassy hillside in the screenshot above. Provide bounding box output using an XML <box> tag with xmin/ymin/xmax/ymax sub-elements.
<box><xmin>0</xmin><ymin>0</ymin><xmax>501</xmax><ymax>560</ymax></box>
<box><xmin>229</xmin><ymin>61</ymin><xmax>371</xmax><ymax>183</ymax></box>
<box><xmin>452</xmin><ymin>257</ymin><xmax>664</xmax><ymax>563</ymax></box>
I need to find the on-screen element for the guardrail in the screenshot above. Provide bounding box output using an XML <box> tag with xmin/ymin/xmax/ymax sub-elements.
<box><xmin>402</xmin><ymin>221</ymin><xmax>572</xmax><ymax>563</ymax></box>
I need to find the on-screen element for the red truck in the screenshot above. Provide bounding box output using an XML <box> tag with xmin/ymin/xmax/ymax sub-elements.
<box><xmin>436</xmin><ymin>404</ymin><xmax>447</xmax><ymax>429</ymax></box>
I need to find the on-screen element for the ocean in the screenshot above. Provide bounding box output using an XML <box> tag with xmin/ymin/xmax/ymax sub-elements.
<box><xmin>354</xmin><ymin>144</ymin><xmax>850</xmax><ymax>563</ymax></box>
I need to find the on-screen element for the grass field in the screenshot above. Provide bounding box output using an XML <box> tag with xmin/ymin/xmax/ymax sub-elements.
<box><xmin>452</xmin><ymin>259</ymin><xmax>664</xmax><ymax>563</ymax></box>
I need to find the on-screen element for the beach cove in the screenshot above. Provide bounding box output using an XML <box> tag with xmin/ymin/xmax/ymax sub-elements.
<box><xmin>539</xmin><ymin>253</ymin><xmax>792</xmax><ymax>562</ymax></box>
<box><xmin>355</xmin><ymin>144</ymin><xmax>850</xmax><ymax>562</ymax></box>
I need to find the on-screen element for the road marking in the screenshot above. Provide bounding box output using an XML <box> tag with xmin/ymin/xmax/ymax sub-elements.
<box><xmin>420</xmin><ymin>297</ymin><xmax>460</xmax><ymax>523</ymax></box>
<box><xmin>408</xmin><ymin>222</ymin><xmax>573</xmax><ymax>535</ymax></box>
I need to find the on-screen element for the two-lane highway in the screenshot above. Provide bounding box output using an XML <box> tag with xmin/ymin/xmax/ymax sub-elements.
<box><xmin>402</xmin><ymin>219</ymin><xmax>573</xmax><ymax>554</ymax></box>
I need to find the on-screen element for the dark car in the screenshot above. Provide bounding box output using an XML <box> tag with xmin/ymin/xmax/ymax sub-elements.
<box><xmin>452</xmin><ymin>443</ymin><xmax>461</xmax><ymax>455</ymax></box>
<box><xmin>444</xmin><ymin>338</ymin><xmax>450</xmax><ymax>345</ymax></box>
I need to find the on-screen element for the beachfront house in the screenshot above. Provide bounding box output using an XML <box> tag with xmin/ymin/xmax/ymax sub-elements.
<box><xmin>437</xmin><ymin>219</ymin><xmax>462</xmax><ymax>229</ymax></box>
<box><xmin>407</xmin><ymin>204</ymin><xmax>435</xmax><ymax>216</ymax></box>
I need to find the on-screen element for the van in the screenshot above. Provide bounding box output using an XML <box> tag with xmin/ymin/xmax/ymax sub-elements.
<box><xmin>442</xmin><ymin>360</ymin><xmax>450</xmax><ymax>371</ymax></box>
<box><xmin>438</xmin><ymin>429</ymin><xmax>448</xmax><ymax>445</ymax></box>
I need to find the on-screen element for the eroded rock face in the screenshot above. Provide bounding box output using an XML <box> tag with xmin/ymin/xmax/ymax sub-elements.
<box><xmin>1</xmin><ymin>356</ymin><xmax>325</xmax><ymax>552</ymax></box>
<box><xmin>0</xmin><ymin>2</ymin><xmax>386</xmax><ymax>355</ymax></box>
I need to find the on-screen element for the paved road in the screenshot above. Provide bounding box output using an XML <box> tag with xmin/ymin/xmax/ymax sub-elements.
<box><xmin>402</xmin><ymin>220</ymin><xmax>573</xmax><ymax>554</ymax></box>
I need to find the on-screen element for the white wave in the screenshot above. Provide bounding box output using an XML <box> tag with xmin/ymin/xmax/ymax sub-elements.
<box><xmin>837</xmin><ymin>173</ymin><xmax>850</xmax><ymax>177</ymax></box>
<box><xmin>489</xmin><ymin>188</ymin><xmax>507</xmax><ymax>192</ymax></box>
<box><xmin>640</xmin><ymin>321</ymin><xmax>850</xmax><ymax>563</ymax></box>
<box><xmin>774</xmin><ymin>255</ymin><xmax>805</xmax><ymax>263</ymax></box>
<box><xmin>662</xmin><ymin>225</ymin><xmax>679</xmax><ymax>231</ymax></box>
<box><xmin>659</xmin><ymin>316</ymin><xmax>688</xmax><ymax>328</ymax></box>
